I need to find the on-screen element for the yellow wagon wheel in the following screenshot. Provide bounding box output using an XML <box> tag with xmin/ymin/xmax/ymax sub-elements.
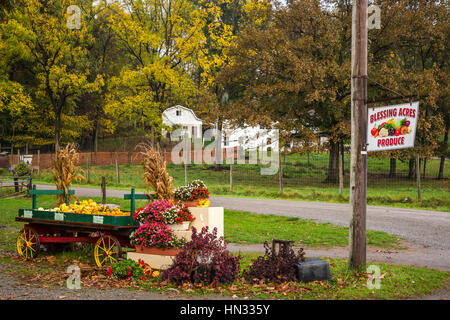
<box><xmin>16</xmin><ymin>227</ymin><xmax>40</xmax><ymax>260</ymax></box>
<box><xmin>94</xmin><ymin>235</ymin><xmax>121</xmax><ymax>267</ymax></box>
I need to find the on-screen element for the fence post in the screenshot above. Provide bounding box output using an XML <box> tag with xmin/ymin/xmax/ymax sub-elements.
<box><xmin>37</xmin><ymin>150</ymin><xmax>41</xmax><ymax>177</ymax></box>
<box><xmin>101</xmin><ymin>176</ymin><xmax>106</xmax><ymax>205</ymax></box>
<box><xmin>14</xmin><ymin>176</ymin><xmax>19</xmax><ymax>192</ymax></box>
<box><xmin>87</xmin><ymin>153</ymin><xmax>91</xmax><ymax>183</ymax></box>
<box><xmin>230</xmin><ymin>163</ymin><xmax>233</xmax><ymax>192</ymax></box>
<box><xmin>115</xmin><ymin>152</ymin><xmax>120</xmax><ymax>184</ymax></box>
<box><xmin>279</xmin><ymin>151</ymin><xmax>283</xmax><ymax>194</ymax></box>
<box><xmin>416</xmin><ymin>153</ymin><xmax>421</xmax><ymax>200</ymax></box>
<box><xmin>339</xmin><ymin>144</ymin><xmax>344</xmax><ymax>195</ymax></box>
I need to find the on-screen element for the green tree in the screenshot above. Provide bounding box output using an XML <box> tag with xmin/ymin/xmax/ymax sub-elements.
<box><xmin>2</xmin><ymin>0</ymin><xmax>103</xmax><ymax>151</ymax></box>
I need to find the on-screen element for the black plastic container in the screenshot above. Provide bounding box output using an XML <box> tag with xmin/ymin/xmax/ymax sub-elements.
<box><xmin>294</xmin><ymin>257</ymin><xmax>332</xmax><ymax>283</ymax></box>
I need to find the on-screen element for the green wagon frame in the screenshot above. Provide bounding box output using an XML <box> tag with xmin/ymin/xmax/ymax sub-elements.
<box><xmin>15</xmin><ymin>185</ymin><xmax>156</xmax><ymax>267</ymax></box>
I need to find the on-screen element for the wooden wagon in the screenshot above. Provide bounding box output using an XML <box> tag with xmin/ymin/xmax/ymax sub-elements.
<box><xmin>15</xmin><ymin>186</ymin><xmax>154</xmax><ymax>267</ymax></box>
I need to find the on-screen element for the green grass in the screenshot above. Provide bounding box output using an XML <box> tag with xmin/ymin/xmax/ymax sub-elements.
<box><xmin>140</xmin><ymin>253</ymin><xmax>450</xmax><ymax>300</ymax></box>
<box><xmin>0</xmin><ymin>196</ymin><xmax>400</xmax><ymax>251</ymax></box>
<box><xmin>29</xmin><ymin>152</ymin><xmax>449</xmax><ymax>211</ymax></box>
<box><xmin>224</xmin><ymin>209</ymin><xmax>400</xmax><ymax>248</ymax></box>
<box><xmin>0</xmin><ymin>194</ymin><xmax>447</xmax><ymax>300</ymax></box>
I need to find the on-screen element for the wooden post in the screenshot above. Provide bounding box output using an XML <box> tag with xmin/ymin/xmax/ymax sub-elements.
<box><xmin>115</xmin><ymin>152</ymin><xmax>120</xmax><ymax>184</ymax></box>
<box><xmin>37</xmin><ymin>150</ymin><xmax>41</xmax><ymax>177</ymax></box>
<box><xmin>101</xmin><ymin>176</ymin><xmax>106</xmax><ymax>204</ymax></box>
<box><xmin>279</xmin><ymin>151</ymin><xmax>283</xmax><ymax>194</ymax></box>
<box><xmin>339</xmin><ymin>142</ymin><xmax>344</xmax><ymax>196</ymax></box>
<box><xmin>349</xmin><ymin>0</ymin><xmax>368</xmax><ymax>270</ymax></box>
<box><xmin>416</xmin><ymin>153</ymin><xmax>421</xmax><ymax>200</ymax></box>
<box><xmin>17</xmin><ymin>149</ymin><xmax>20</xmax><ymax>164</ymax></box>
<box><xmin>14</xmin><ymin>177</ymin><xmax>19</xmax><ymax>192</ymax></box>
<box><xmin>230</xmin><ymin>163</ymin><xmax>233</xmax><ymax>192</ymax></box>
<box><xmin>184</xmin><ymin>163</ymin><xmax>188</xmax><ymax>185</ymax></box>
<box><xmin>87</xmin><ymin>153</ymin><xmax>90</xmax><ymax>183</ymax></box>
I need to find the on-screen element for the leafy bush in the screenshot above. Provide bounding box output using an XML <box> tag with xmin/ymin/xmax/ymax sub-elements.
<box><xmin>243</xmin><ymin>241</ymin><xmax>305</xmax><ymax>283</ymax></box>
<box><xmin>15</xmin><ymin>161</ymin><xmax>30</xmax><ymax>176</ymax></box>
<box><xmin>162</xmin><ymin>227</ymin><xmax>241</xmax><ymax>286</ymax></box>
<box><xmin>108</xmin><ymin>259</ymin><xmax>144</xmax><ymax>280</ymax></box>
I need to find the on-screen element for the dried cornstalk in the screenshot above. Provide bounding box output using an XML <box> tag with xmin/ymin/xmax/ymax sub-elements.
<box><xmin>136</xmin><ymin>142</ymin><xmax>174</xmax><ymax>201</ymax></box>
<box><xmin>52</xmin><ymin>143</ymin><xmax>84</xmax><ymax>205</ymax></box>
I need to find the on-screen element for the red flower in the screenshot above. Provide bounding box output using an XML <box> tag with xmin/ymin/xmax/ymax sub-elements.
<box><xmin>106</xmin><ymin>268</ymin><xmax>113</xmax><ymax>277</ymax></box>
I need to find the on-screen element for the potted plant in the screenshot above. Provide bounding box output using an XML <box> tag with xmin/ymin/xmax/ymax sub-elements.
<box><xmin>130</xmin><ymin>222</ymin><xmax>186</xmax><ymax>255</ymax></box>
<box><xmin>133</xmin><ymin>200</ymin><xmax>195</xmax><ymax>230</ymax></box>
<box><xmin>167</xmin><ymin>204</ymin><xmax>195</xmax><ymax>231</ymax></box>
<box><xmin>133</xmin><ymin>200</ymin><xmax>173</xmax><ymax>225</ymax></box>
<box><xmin>173</xmin><ymin>180</ymin><xmax>210</xmax><ymax>207</ymax></box>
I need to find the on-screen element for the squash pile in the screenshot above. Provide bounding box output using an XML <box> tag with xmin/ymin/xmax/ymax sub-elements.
<box><xmin>38</xmin><ymin>199</ymin><xmax>129</xmax><ymax>216</ymax></box>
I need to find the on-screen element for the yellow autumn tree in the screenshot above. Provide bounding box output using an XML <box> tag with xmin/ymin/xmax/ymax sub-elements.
<box><xmin>1</xmin><ymin>0</ymin><xmax>104</xmax><ymax>151</ymax></box>
<box><xmin>104</xmin><ymin>0</ymin><xmax>205</xmax><ymax>138</ymax></box>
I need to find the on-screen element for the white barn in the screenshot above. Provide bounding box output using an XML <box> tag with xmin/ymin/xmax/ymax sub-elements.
<box><xmin>162</xmin><ymin>105</ymin><xmax>202</xmax><ymax>139</ymax></box>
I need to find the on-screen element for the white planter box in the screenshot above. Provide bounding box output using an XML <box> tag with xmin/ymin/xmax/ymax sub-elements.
<box><xmin>172</xmin><ymin>230</ymin><xmax>192</xmax><ymax>242</ymax></box>
<box><xmin>188</xmin><ymin>207</ymin><xmax>224</xmax><ymax>240</ymax></box>
<box><xmin>127</xmin><ymin>252</ymin><xmax>175</xmax><ymax>270</ymax></box>
<box><xmin>167</xmin><ymin>221</ymin><xmax>190</xmax><ymax>231</ymax></box>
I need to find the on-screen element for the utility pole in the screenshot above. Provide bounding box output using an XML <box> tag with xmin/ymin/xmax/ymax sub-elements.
<box><xmin>349</xmin><ymin>0</ymin><xmax>368</xmax><ymax>270</ymax></box>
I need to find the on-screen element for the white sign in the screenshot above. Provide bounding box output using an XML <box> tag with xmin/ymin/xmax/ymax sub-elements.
<box><xmin>367</xmin><ymin>101</ymin><xmax>419</xmax><ymax>152</ymax></box>
<box><xmin>93</xmin><ymin>215</ymin><xmax>104</xmax><ymax>224</ymax></box>
<box><xmin>24</xmin><ymin>210</ymin><xmax>33</xmax><ymax>218</ymax></box>
<box><xmin>54</xmin><ymin>213</ymin><xmax>64</xmax><ymax>221</ymax></box>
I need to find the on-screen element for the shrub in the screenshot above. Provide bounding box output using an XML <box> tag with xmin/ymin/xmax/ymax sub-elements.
<box><xmin>243</xmin><ymin>241</ymin><xmax>305</xmax><ymax>284</ymax></box>
<box><xmin>15</xmin><ymin>161</ymin><xmax>30</xmax><ymax>176</ymax></box>
<box><xmin>162</xmin><ymin>227</ymin><xmax>241</xmax><ymax>286</ymax></box>
<box><xmin>108</xmin><ymin>259</ymin><xmax>144</xmax><ymax>280</ymax></box>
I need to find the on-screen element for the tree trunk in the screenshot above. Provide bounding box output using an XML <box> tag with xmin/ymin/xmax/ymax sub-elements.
<box><xmin>326</xmin><ymin>140</ymin><xmax>339</xmax><ymax>183</ymax></box>
<box><xmin>438</xmin><ymin>128</ymin><xmax>448</xmax><ymax>179</ymax></box>
<box><xmin>389</xmin><ymin>158</ymin><xmax>396</xmax><ymax>178</ymax></box>
<box><xmin>408</xmin><ymin>159</ymin><xmax>415</xmax><ymax>179</ymax></box>
<box><xmin>422</xmin><ymin>158</ymin><xmax>427</xmax><ymax>179</ymax></box>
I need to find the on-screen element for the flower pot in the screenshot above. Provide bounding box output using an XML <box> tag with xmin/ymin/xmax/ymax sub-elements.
<box><xmin>167</xmin><ymin>221</ymin><xmax>190</xmax><ymax>231</ymax></box>
<box><xmin>180</xmin><ymin>199</ymin><xmax>200</xmax><ymax>207</ymax></box>
<box><xmin>134</xmin><ymin>245</ymin><xmax>180</xmax><ymax>256</ymax></box>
